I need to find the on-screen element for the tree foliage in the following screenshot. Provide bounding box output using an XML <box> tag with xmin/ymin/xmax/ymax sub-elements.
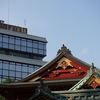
<box><xmin>1</xmin><ymin>78</ymin><xmax>14</xmax><ymax>83</ymax></box>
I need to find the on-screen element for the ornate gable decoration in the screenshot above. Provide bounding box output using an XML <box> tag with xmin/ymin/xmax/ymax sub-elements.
<box><xmin>42</xmin><ymin>57</ymin><xmax>88</xmax><ymax>80</ymax></box>
<box><xmin>29</xmin><ymin>56</ymin><xmax>88</xmax><ymax>82</ymax></box>
<box><xmin>56</xmin><ymin>57</ymin><xmax>72</xmax><ymax>69</ymax></box>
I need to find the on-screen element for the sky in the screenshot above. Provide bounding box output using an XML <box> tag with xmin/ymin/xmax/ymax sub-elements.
<box><xmin>0</xmin><ymin>0</ymin><xmax>100</xmax><ymax>68</ymax></box>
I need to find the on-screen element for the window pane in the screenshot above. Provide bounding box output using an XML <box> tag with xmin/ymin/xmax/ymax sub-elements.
<box><xmin>22</xmin><ymin>67</ymin><xmax>27</xmax><ymax>72</ymax></box>
<box><xmin>0</xmin><ymin>35</ymin><xmax>2</xmax><ymax>41</ymax></box>
<box><xmin>0</xmin><ymin>42</ymin><xmax>2</xmax><ymax>47</ymax></box>
<box><xmin>39</xmin><ymin>49</ymin><xmax>43</xmax><ymax>54</ymax></box>
<box><xmin>9</xmin><ymin>63</ymin><xmax>15</xmax><ymax>70</ymax></box>
<box><xmin>39</xmin><ymin>44</ymin><xmax>43</xmax><ymax>49</ymax></box>
<box><xmin>0</xmin><ymin>69</ymin><xmax>2</xmax><ymax>75</ymax></box>
<box><xmin>38</xmin><ymin>56</ymin><xmax>42</xmax><ymax>60</ymax></box>
<box><xmin>26</xmin><ymin>54</ymin><xmax>29</xmax><ymax>58</ymax></box>
<box><xmin>15</xmin><ymin>45</ymin><xmax>20</xmax><ymax>50</ymax></box>
<box><xmin>0</xmin><ymin>62</ymin><xmax>2</xmax><ymax>69</ymax></box>
<box><xmin>29</xmin><ymin>67</ymin><xmax>34</xmax><ymax>73</ymax></box>
<box><xmin>21</xmin><ymin>46</ymin><xmax>26</xmax><ymax>51</ymax></box>
<box><xmin>3</xmin><ymin>70</ymin><xmax>8</xmax><ymax>76</ymax></box>
<box><xmin>15</xmin><ymin>38</ymin><xmax>21</xmax><ymax>45</ymax></box>
<box><xmin>3</xmin><ymin>35</ymin><xmax>8</xmax><ymax>42</ymax></box>
<box><xmin>35</xmin><ymin>66</ymin><xmax>40</xmax><ymax>70</ymax></box>
<box><xmin>27</xmin><ymin>47</ymin><xmax>32</xmax><ymax>53</ymax></box>
<box><xmin>0</xmin><ymin>50</ymin><xmax>6</xmax><ymax>54</ymax></box>
<box><xmin>44</xmin><ymin>43</ymin><xmax>46</xmax><ymax>50</ymax></box>
<box><xmin>9</xmin><ymin>44</ymin><xmax>14</xmax><ymax>49</ymax></box>
<box><xmin>16</xmin><ymin>65</ymin><xmax>21</xmax><ymax>71</ymax></box>
<box><xmin>9</xmin><ymin>36</ymin><xmax>14</xmax><ymax>44</ymax></box>
<box><xmin>44</xmin><ymin>50</ymin><xmax>46</xmax><ymax>55</ymax></box>
<box><xmin>27</xmin><ymin>40</ymin><xmax>32</xmax><ymax>47</ymax></box>
<box><xmin>16</xmin><ymin>71</ymin><xmax>21</xmax><ymax>77</ymax></box>
<box><xmin>22</xmin><ymin>72</ymin><xmax>28</xmax><ymax>78</ymax></box>
<box><xmin>3</xmin><ymin>43</ymin><xmax>8</xmax><ymax>48</ymax></box>
<box><xmin>33</xmin><ymin>41</ymin><xmax>38</xmax><ymax>48</ymax></box>
<box><xmin>9</xmin><ymin>71</ymin><xmax>15</xmax><ymax>76</ymax></box>
<box><xmin>33</xmin><ymin>48</ymin><xmax>38</xmax><ymax>53</ymax></box>
<box><xmin>21</xmin><ymin>39</ymin><xmax>26</xmax><ymax>46</ymax></box>
<box><xmin>3</xmin><ymin>63</ymin><xmax>9</xmax><ymax>70</ymax></box>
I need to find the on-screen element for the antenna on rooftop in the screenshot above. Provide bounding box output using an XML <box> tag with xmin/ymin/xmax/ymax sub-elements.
<box><xmin>7</xmin><ymin>0</ymin><xmax>10</xmax><ymax>29</ymax></box>
<box><xmin>24</xmin><ymin>19</ymin><xmax>26</xmax><ymax>27</ymax></box>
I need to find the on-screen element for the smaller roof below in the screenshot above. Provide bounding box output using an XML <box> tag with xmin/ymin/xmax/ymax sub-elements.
<box><xmin>69</xmin><ymin>63</ymin><xmax>100</xmax><ymax>91</ymax></box>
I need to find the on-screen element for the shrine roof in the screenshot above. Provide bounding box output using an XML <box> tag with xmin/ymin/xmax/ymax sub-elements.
<box><xmin>0</xmin><ymin>78</ymin><xmax>80</xmax><ymax>89</ymax></box>
<box><xmin>69</xmin><ymin>63</ymin><xmax>100</xmax><ymax>91</ymax></box>
<box><xmin>17</xmin><ymin>44</ymin><xmax>92</xmax><ymax>82</ymax></box>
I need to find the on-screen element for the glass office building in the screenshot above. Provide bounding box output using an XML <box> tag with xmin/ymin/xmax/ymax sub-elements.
<box><xmin>0</xmin><ymin>20</ymin><xmax>47</xmax><ymax>82</ymax></box>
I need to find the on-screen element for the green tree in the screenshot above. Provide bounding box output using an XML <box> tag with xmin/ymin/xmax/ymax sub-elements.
<box><xmin>1</xmin><ymin>78</ymin><xmax>14</xmax><ymax>83</ymax></box>
<box><xmin>0</xmin><ymin>78</ymin><xmax>14</xmax><ymax>100</ymax></box>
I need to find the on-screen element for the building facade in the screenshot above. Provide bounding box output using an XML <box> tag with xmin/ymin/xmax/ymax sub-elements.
<box><xmin>0</xmin><ymin>20</ymin><xmax>47</xmax><ymax>82</ymax></box>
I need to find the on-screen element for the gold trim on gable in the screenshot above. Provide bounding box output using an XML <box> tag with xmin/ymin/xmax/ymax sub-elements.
<box><xmin>29</xmin><ymin>76</ymin><xmax>41</xmax><ymax>82</ymax></box>
<box><xmin>85</xmin><ymin>75</ymin><xmax>100</xmax><ymax>85</ymax></box>
<box><xmin>56</xmin><ymin>57</ymin><xmax>72</xmax><ymax>69</ymax></box>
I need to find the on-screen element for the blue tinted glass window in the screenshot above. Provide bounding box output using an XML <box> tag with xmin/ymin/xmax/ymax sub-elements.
<box><xmin>33</xmin><ymin>41</ymin><xmax>38</xmax><ymax>48</ymax></box>
<box><xmin>0</xmin><ymin>62</ymin><xmax>2</xmax><ymax>69</ymax></box>
<box><xmin>33</xmin><ymin>56</ymin><xmax>38</xmax><ymax>60</ymax></box>
<box><xmin>9</xmin><ymin>44</ymin><xmax>14</xmax><ymax>49</ymax></box>
<box><xmin>9</xmin><ymin>62</ymin><xmax>15</xmax><ymax>70</ymax></box>
<box><xmin>22</xmin><ymin>72</ymin><xmax>28</xmax><ymax>78</ymax></box>
<box><xmin>39</xmin><ymin>43</ymin><xmax>43</xmax><ymax>49</ymax></box>
<box><xmin>0</xmin><ymin>50</ymin><xmax>6</xmax><ymax>54</ymax></box>
<box><xmin>9</xmin><ymin>71</ymin><xmax>15</xmax><ymax>76</ymax></box>
<box><xmin>15</xmin><ymin>45</ymin><xmax>20</xmax><ymax>50</ymax></box>
<box><xmin>0</xmin><ymin>35</ymin><xmax>2</xmax><ymax>41</ymax></box>
<box><xmin>3</xmin><ymin>35</ymin><xmax>8</xmax><ymax>42</ymax></box>
<box><xmin>27</xmin><ymin>47</ymin><xmax>32</xmax><ymax>53</ymax></box>
<box><xmin>38</xmin><ymin>56</ymin><xmax>42</xmax><ymax>60</ymax></box>
<box><xmin>9</xmin><ymin>36</ymin><xmax>14</xmax><ymax>44</ymax></box>
<box><xmin>3</xmin><ymin>70</ymin><xmax>8</xmax><ymax>76</ymax></box>
<box><xmin>21</xmin><ymin>39</ymin><xmax>26</xmax><ymax>46</ymax></box>
<box><xmin>26</xmin><ymin>54</ymin><xmax>29</xmax><ymax>58</ymax></box>
<box><xmin>33</xmin><ymin>48</ymin><xmax>38</xmax><ymax>53</ymax></box>
<box><xmin>16</xmin><ymin>71</ymin><xmax>21</xmax><ymax>77</ymax></box>
<box><xmin>44</xmin><ymin>50</ymin><xmax>46</xmax><ymax>55</ymax></box>
<box><xmin>21</xmin><ymin>46</ymin><xmax>26</xmax><ymax>51</ymax></box>
<box><xmin>22</xmin><ymin>67</ymin><xmax>27</xmax><ymax>72</ymax></box>
<box><xmin>27</xmin><ymin>40</ymin><xmax>32</xmax><ymax>47</ymax></box>
<box><xmin>15</xmin><ymin>37</ymin><xmax>21</xmax><ymax>45</ymax></box>
<box><xmin>0</xmin><ymin>42</ymin><xmax>2</xmax><ymax>47</ymax></box>
<box><xmin>0</xmin><ymin>69</ymin><xmax>2</xmax><ymax>75</ymax></box>
<box><xmin>39</xmin><ymin>49</ymin><xmax>43</xmax><ymax>54</ymax></box>
<box><xmin>35</xmin><ymin>66</ymin><xmax>40</xmax><ymax>70</ymax></box>
<box><xmin>23</xmin><ymin>64</ymin><xmax>28</xmax><ymax>67</ymax></box>
<box><xmin>3</xmin><ymin>43</ymin><xmax>8</xmax><ymax>48</ymax></box>
<box><xmin>29</xmin><ymin>67</ymin><xmax>33</xmax><ymax>73</ymax></box>
<box><xmin>3</xmin><ymin>62</ymin><xmax>9</xmax><ymax>70</ymax></box>
<box><xmin>16</xmin><ymin>64</ymin><xmax>21</xmax><ymax>71</ymax></box>
<box><xmin>44</xmin><ymin>43</ymin><xmax>46</xmax><ymax>50</ymax></box>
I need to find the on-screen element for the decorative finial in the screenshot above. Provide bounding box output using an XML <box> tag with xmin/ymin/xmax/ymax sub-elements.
<box><xmin>57</xmin><ymin>44</ymin><xmax>72</xmax><ymax>55</ymax></box>
<box><xmin>90</xmin><ymin>63</ymin><xmax>95</xmax><ymax>73</ymax></box>
<box><xmin>92</xmin><ymin>63</ymin><xmax>94</xmax><ymax>67</ymax></box>
<box><xmin>62</xmin><ymin>43</ymin><xmax>65</xmax><ymax>47</ymax></box>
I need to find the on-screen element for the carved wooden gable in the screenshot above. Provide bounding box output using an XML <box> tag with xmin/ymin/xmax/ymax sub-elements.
<box><xmin>80</xmin><ymin>74</ymin><xmax>100</xmax><ymax>89</ymax></box>
<box><xmin>29</xmin><ymin>57</ymin><xmax>89</xmax><ymax>82</ymax></box>
<box><xmin>42</xmin><ymin>57</ymin><xmax>88</xmax><ymax>80</ymax></box>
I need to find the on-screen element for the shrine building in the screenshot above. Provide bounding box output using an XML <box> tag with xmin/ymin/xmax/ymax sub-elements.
<box><xmin>0</xmin><ymin>45</ymin><xmax>100</xmax><ymax>100</ymax></box>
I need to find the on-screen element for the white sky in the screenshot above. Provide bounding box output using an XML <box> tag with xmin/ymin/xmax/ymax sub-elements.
<box><xmin>0</xmin><ymin>0</ymin><xmax>100</xmax><ymax>68</ymax></box>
